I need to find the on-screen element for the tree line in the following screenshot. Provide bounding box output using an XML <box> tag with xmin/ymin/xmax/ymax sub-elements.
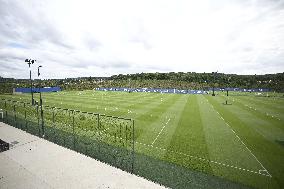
<box><xmin>0</xmin><ymin>72</ymin><xmax>283</xmax><ymax>94</ymax></box>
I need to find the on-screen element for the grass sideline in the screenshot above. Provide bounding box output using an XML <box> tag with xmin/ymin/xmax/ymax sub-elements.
<box><xmin>1</xmin><ymin>90</ymin><xmax>283</xmax><ymax>188</ymax></box>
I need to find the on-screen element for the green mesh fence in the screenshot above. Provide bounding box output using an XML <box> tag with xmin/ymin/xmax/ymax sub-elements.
<box><xmin>0</xmin><ymin>98</ymin><xmax>251</xmax><ymax>189</ymax></box>
<box><xmin>0</xmin><ymin>98</ymin><xmax>135</xmax><ymax>173</ymax></box>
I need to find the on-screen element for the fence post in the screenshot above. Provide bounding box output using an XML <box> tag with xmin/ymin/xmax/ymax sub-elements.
<box><xmin>119</xmin><ymin>123</ymin><xmax>122</xmax><ymax>145</ymax></box>
<box><xmin>97</xmin><ymin>114</ymin><xmax>100</xmax><ymax>131</ymax></box>
<box><xmin>37</xmin><ymin>105</ymin><xmax>40</xmax><ymax>136</ymax></box>
<box><xmin>40</xmin><ymin>105</ymin><xmax>44</xmax><ymax>138</ymax></box>
<box><xmin>97</xmin><ymin>114</ymin><xmax>101</xmax><ymax>154</ymax></box>
<box><xmin>24</xmin><ymin>103</ymin><xmax>27</xmax><ymax>130</ymax></box>
<box><xmin>131</xmin><ymin>119</ymin><xmax>135</xmax><ymax>174</ymax></box>
<box><xmin>125</xmin><ymin>124</ymin><xmax>128</xmax><ymax>145</ymax></box>
<box><xmin>52</xmin><ymin>108</ymin><xmax>55</xmax><ymax>125</ymax></box>
<box><xmin>13</xmin><ymin>104</ymin><xmax>17</xmax><ymax>128</ymax></box>
<box><xmin>72</xmin><ymin>111</ymin><xmax>75</xmax><ymax>150</ymax></box>
<box><xmin>19</xmin><ymin>103</ymin><xmax>22</xmax><ymax>129</ymax></box>
<box><xmin>4</xmin><ymin>100</ymin><xmax>7</xmax><ymax>123</ymax></box>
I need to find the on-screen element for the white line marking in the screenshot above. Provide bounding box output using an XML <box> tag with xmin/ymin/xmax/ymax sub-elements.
<box><xmin>151</xmin><ymin>118</ymin><xmax>171</xmax><ymax>146</ymax></box>
<box><xmin>232</xmin><ymin>97</ymin><xmax>281</xmax><ymax>121</ymax></box>
<box><xmin>90</xmin><ymin>97</ymin><xmax>272</xmax><ymax>178</ymax></box>
<box><xmin>135</xmin><ymin>141</ymin><xmax>271</xmax><ymax>177</ymax></box>
<box><xmin>205</xmin><ymin>98</ymin><xmax>272</xmax><ymax>177</ymax></box>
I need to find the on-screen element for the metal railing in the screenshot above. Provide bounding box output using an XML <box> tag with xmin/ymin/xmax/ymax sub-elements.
<box><xmin>0</xmin><ymin>98</ymin><xmax>135</xmax><ymax>173</ymax></box>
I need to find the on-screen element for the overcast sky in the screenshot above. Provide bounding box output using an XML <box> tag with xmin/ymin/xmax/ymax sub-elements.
<box><xmin>0</xmin><ymin>0</ymin><xmax>283</xmax><ymax>79</ymax></box>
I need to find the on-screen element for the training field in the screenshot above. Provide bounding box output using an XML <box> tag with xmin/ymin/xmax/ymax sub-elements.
<box><xmin>1</xmin><ymin>90</ymin><xmax>284</xmax><ymax>188</ymax></box>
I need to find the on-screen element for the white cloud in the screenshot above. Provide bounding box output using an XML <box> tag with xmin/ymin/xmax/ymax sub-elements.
<box><xmin>0</xmin><ymin>0</ymin><xmax>283</xmax><ymax>79</ymax></box>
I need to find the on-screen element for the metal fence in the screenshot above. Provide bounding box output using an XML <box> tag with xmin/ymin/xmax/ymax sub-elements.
<box><xmin>0</xmin><ymin>98</ymin><xmax>135</xmax><ymax>173</ymax></box>
<box><xmin>0</xmin><ymin>98</ymin><xmax>251</xmax><ymax>189</ymax></box>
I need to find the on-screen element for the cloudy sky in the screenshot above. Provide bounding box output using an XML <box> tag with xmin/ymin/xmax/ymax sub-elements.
<box><xmin>0</xmin><ymin>0</ymin><xmax>283</xmax><ymax>79</ymax></box>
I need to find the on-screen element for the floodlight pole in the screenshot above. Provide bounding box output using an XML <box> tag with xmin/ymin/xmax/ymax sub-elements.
<box><xmin>212</xmin><ymin>71</ymin><xmax>218</xmax><ymax>96</ymax></box>
<box><xmin>38</xmin><ymin>66</ymin><xmax>43</xmax><ymax>106</ymax></box>
<box><xmin>38</xmin><ymin>65</ymin><xmax>44</xmax><ymax>137</ymax></box>
<box><xmin>226</xmin><ymin>77</ymin><xmax>230</xmax><ymax>96</ymax></box>
<box><xmin>29</xmin><ymin>64</ymin><xmax>33</xmax><ymax>104</ymax></box>
<box><xmin>26</xmin><ymin>59</ymin><xmax>36</xmax><ymax>105</ymax></box>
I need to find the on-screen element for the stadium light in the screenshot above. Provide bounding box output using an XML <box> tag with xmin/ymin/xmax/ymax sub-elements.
<box><xmin>26</xmin><ymin>59</ymin><xmax>36</xmax><ymax>105</ymax></box>
<box><xmin>38</xmin><ymin>65</ymin><xmax>42</xmax><ymax>77</ymax></box>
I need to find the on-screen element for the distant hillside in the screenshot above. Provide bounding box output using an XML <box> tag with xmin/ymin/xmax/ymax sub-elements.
<box><xmin>0</xmin><ymin>72</ymin><xmax>283</xmax><ymax>93</ymax></box>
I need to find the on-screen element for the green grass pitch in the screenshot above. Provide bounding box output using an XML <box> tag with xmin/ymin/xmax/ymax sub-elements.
<box><xmin>1</xmin><ymin>90</ymin><xmax>284</xmax><ymax>188</ymax></box>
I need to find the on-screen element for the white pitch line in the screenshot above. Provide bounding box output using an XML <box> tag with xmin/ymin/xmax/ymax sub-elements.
<box><xmin>82</xmin><ymin>98</ymin><xmax>271</xmax><ymax>178</ymax></box>
<box><xmin>135</xmin><ymin>141</ymin><xmax>271</xmax><ymax>177</ymax></box>
<box><xmin>232</xmin><ymin>97</ymin><xmax>281</xmax><ymax>121</ymax></box>
<box><xmin>206</xmin><ymin>99</ymin><xmax>272</xmax><ymax>177</ymax></box>
<box><xmin>151</xmin><ymin>118</ymin><xmax>171</xmax><ymax>146</ymax></box>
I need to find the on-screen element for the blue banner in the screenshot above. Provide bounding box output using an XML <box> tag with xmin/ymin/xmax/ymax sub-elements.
<box><xmin>15</xmin><ymin>87</ymin><xmax>61</xmax><ymax>93</ymax></box>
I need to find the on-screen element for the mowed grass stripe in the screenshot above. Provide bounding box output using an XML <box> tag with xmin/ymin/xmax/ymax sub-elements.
<box><xmin>231</xmin><ymin>95</ymin><xmax>284</xmax><ymax>115</ymax></box>
<box><xmin>55</xmin><ymin>90</ymin><xmax>122</xmax><ymax>99</ymax></box>
<box><xmin>135</xmin><ymin>94</ymin><xmax>181</xmax><ymax>142</ymax></box>
<box><xmin>114</xmin><ymin>93</ymin><xmax>172</xmax><ymax>118</ymax></box>
<box><xmin>205</xmin><ymin>95</ymin><xmax>283</xmax><ymax>188</ymax></box>
<box><xmin>198</xmin><ymin>95</ymin><xmax>274</xmax><ymax>188</ymax></box>
<box><xmin>73</xmin><ymin>91</ymin><xmax>154</xmax><ymax>104</ymax></box>
<box><xmin>164</xmin><ymin>95</ymin><xmax>213</xmax><ymax>173</ymax></box>
<box><xmin>216</xmin><ymin>95</ymin><xmax>284</xmax><ymax>145</ymax></box>
<box><xmin>243</xmin><ymin>94</ymin><xmax>284</xmax><ymax>104</ymax></box>
<box><xmin>232</xmin><ymin>93</ymin><xmax>284</xmax><ymax>107</ymax></box>
<box><xmin>41</xmin><ymin>91</ymin><xmax>154</xmax><ymax>110</ymax></box>
<box><xmin>150</xmin><ymin>95</ymin><xmax>189</xmax><ymax>152</ymax></box>
<box><xmin>38</xmin><ymin>91</ymin><xmax>155</xmax><ymax>111</ymax></box>
<box><xmin>220</xmin><ymin>95</ymin><xmax>284</xmax><ymax>136</ymax></box>
<box><xmin>38</xmin><ymin>92</ymin><xmax>159</xmax><ymax>117</ymax></box>
<box><xmin>0</xmin><ymin>94</ymin><xmax>32</xmax><ymax>102</ymax></box>
<box><xmin>5</xmin><ymin>92</ymin><xmax>137</xmax><ymax>116</ymax></box>
<box><xmin>198</xmin><ymin>95</ymin><xmax>262</xmax><ymax>170</ymax></box>
<box><xmin>134</xmin><ymin>95</ymin><xmax>187</xmax><ymax>160</ymax></box>
<box><xmin>206</xmin><ymin>96</ymin><xmax>269</xmax><ymax>170</ymax></box>
<box><xmin>104</xmin><ymin>93</ymin><xmax>175</xmax><ymax>121</ymax></box>
<box><xmin>90</xmin><ymin>92</ymin><xmax>164</xmax><ymax>116</ymax></box>
<box><xmin>230</xmin><ymin>96</ymin><xmax>284</xmax><ymax>121</ymax></box>
<box><xmin>238</xmin><ymin>95</ymin><xmax>284</xmax><ymax>111</ymax></box>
